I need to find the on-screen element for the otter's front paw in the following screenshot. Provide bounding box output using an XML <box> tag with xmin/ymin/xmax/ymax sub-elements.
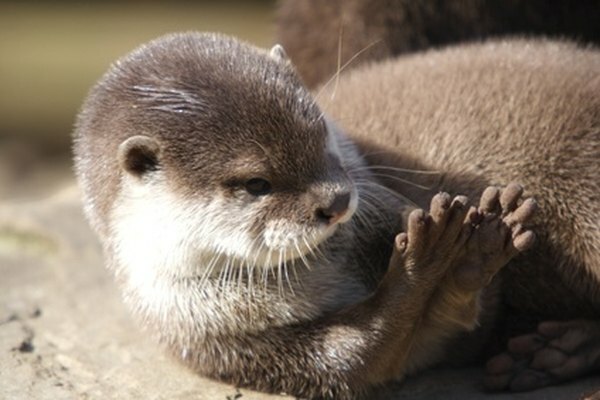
<box><xmin>390</xmin><ymin>192</ymin><xmax>471</xmax><ymax>283</ymax></box>
<box><xmin>453</xmin><ymin>183</ymin><xmax>536</xmax><ymax>292</ymax></box>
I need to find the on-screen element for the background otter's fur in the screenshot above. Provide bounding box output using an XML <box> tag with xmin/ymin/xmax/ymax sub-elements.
<box><xmin>277</xmin><ymin>0</ymin><xmax>600</xmax><ymax>88</ymax></box>
<box><xmin>318</xmin><ymin>38</ymin><xmax>600</xmax><ymax>390</ymax></box>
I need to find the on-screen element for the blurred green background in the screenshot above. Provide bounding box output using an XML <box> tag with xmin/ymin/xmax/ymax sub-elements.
<box><xmin>0</xmin><ymin>0</ymin><xmax>275</xmax><ymax>200</ymax></box>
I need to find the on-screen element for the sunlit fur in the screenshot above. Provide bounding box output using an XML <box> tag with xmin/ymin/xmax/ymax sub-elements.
<box><xmin>74</xmin><ymin>33</ymin><xmax>403</xmax><ymax>398</ymax></box>
<box><xmin>74</xmin><ymin>31</ymin><xmax>600</xmax><ymax>398</ymax></box>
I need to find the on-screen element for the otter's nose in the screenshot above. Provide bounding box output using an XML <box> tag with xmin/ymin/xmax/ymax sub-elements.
<box><xmin>316</xmin><ymin>192</ymin><xmax>351</xmax><ymax>225</ymax></box>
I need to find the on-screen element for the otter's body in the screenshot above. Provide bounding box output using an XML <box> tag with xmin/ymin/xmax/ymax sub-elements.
<box><xmin>322</xmin><ymin>39</ymin><xmax>600</xmax><ymax>316</ymax></box>
<box><xmin>74</xmin><ymin>33</ymin><xmax>595</xmax><ymax>397</ymax></box>
<box><xmin>277</xmin><ymin>0</ymin><xmax>600</xmax><ymax>88</ymax></box>
<box><xmin>321</xmin><ymin>39</ymin><xmax>600</xmax><ymax>390</ymax></box>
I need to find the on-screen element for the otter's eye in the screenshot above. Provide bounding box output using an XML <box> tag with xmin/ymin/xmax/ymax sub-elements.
<box><xmin>245</xmin><ymin>178</ymin><xmax>272</xmax><ymax>196</ymax></box>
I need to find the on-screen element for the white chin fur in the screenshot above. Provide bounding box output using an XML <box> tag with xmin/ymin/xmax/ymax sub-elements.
<box><xmin>110</xmin><ymin>176</ymin><xmax>258</xmax><ymax>281</ymax></box>
<box><xmin>110</xmin><ymin>168</ymin><xmax>358</xmax><ymax>287</ymax></box>
<box><xmin>262</xmin><ymin>219</ymin><xmax>336</xmax><ymax>264</ymax></box>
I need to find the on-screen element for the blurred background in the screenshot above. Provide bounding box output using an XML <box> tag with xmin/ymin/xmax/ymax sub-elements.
<box><xmin>0</xmin><ymin>0</ymin><xmax>275</xmax><ymax>201</ymax></box>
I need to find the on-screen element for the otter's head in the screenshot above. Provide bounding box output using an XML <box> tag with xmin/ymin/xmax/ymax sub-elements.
<box><xmin>75</xmin><ymin>33</ymin><xmax>360</xmax><ymax>279</ymax></box>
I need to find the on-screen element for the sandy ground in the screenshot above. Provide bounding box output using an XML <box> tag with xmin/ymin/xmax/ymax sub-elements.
<box><xmin>1</xmin><ymin>182</ymin><xmax>598</xmax><ymax>399</ymax></box>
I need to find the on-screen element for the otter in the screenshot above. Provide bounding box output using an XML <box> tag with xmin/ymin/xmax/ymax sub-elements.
<box><xmin>277</xmin><ymin>0</ymin><xmax>600</xmax><ymax>88</ymax></box>
<box><xmin>318</xmin><ymin>38</ymin><xmax>600</xmax><ymax>392</ymax></box>
<box><xmin>73</xmin><ymin>33</ymin><xmax>538</xmax><ymax>398</ymax></box>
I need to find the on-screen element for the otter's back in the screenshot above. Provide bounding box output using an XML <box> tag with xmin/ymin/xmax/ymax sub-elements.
<box><xmin>322</xmin><ymin>39</ymin><xmax>600</xmax><ymax>315</ymax></box>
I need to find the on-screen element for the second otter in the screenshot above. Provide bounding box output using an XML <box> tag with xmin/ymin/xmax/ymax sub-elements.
<box><xmin>319</xmin><ymin>38</ymin><xmax>600</xmax><ymax>392</ymax></box>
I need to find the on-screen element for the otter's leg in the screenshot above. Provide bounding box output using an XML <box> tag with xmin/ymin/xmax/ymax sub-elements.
<box><xmin>195</xmin><ymin>196</ymin><xmax>473</xmax><ymax>399</ymax></box>
<box><xmin>485</xmin><ymin>319</ymin><xmax>600</xmax><ymax>391</ymax></box>
<box><xmin>403</xmin><ymin>183</ymin><xmax>537</xmax><ymax>371</ymax></box>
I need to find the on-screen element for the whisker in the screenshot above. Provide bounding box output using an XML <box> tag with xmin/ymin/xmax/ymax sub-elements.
<box><xmin>198</xmin><ymin>251</ymin><xmax>220</xmax><ymax>288</ymax></box>
<box><xmin>238</xmin><ymin>258</ymin><xmax>247</xmax><ymax>295</ymax></box>
<box><xmin>243</xmin><ymin>235</ymin><xmax>263</xmax><ymax>295</ymax></box>
<box><xmin>301</xmin><ymin>237</ymin><xmax>317</xmax><ymax>269</ymax></box>
<box><xmin>277</xmin><ymin>249</ymin><xmax>284</xmax><ymax>297</ymax></box>
<box><xmin>356</xmin><ymin>193</ymin><xmax>395</xmax><ymax>224</ymax></box>
<box><xmin>313</xmin><ymin>38</ymin><xmax>383</xmax><ymax>105</ymax></box>
<box><xmin>352</xmin><ymin>201</ymin><xmax>386</xmax><ymax>234</ymax></box>
<box><xmin>330</xmin><ymin>23</ymin><xmax>344</xmax><ymax>102</ymax></box>
<box><xmin>292</xmin><ymin>240</ymin><xmax>306</xmax><ymax>286</ymax></box>
<box><xmin>311</xmin><ymin>232</ymin><xmax>328</xmax><ymax>261</ymax></box>
<box><xmin>310</xmin><ymin>39</ymin><xmax>383</xmax><ymax>127</ymax></box>
<box><xmin>354</xmin><ymin>178</ymin><xmax>419</xmax><ymax>207</ymax></box>
<box><xmin>217</xmin><ymin>256</ymin><xmax>229</xmax><ymax>291</ymax></box>
<box><xmin>364</xmin><ymin>173</ymin><xmax>435</xmax><ymax>191</ymax></box>
<box><xmin>349</xmin><ymin>165</ymin><xmax>441</xmax><ymax>175</ymax></box>
<box><xmin>283</xmin><ymin>248</ymin><xmax>294</xmax><ymax>296</ymax></box>
<box><xmin>294</xmin><ymin>239</ymin><xmax>311</xmax><ymax>272</ymax></box>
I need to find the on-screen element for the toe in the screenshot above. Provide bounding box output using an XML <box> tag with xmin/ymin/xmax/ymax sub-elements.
<box><xmin>508</xmin><ymin>333</ymin><xmax>546</xmax><ymax>355</ymax></box>
<box><xmin>549</xmin><ymin>355</ymin><xmax>588</xmax><ymax>381</ymax></box>
<box><xmin>441</xmin><ymin>195</ymin><xmax>469</xmax><ymax>242</ymax></box>
<box><xmin>549</xmin><ymin>329</ymin><xmax>588</xmax><ymax>354</ymax></box>
<box><xmin>429</xmin><ymin>192</ymin><xmax>452</xmax><ymax>241</ymax></box>
<box><xmin>394</xmin><ymin>232</ymin><xmax>408</xmax><ymax>254</ymax></box>
<box><xmin>406</xmin><ymin>209</ymin><xmax>428</xmax><ymax>255</ymax></box>
<box><xmin>504</xmin><ymin>198</ymin><xmax>537</xmax><ymax>227</ymax></box>
<box><xmin>509</xmin><ymin>230</ymin><xmax>536</xmax><ymax>254</ymax></box>
<box><xmin>542</xmin><ymin>320</ymin><xmax>600</xmax><ymax>354</ymax></box>
<box><xmin>538</xmin><ymin>320</ymin><xmax>570</xmax><ymax>339</ymax></box>
<box><xmin>455</xmin><ymin>206</ymin><xmax>477</xmax><ymax>248</ymax></box>
<box><xmin>479</xmin><ymin>186</ymin><xmax>501</xmax><ymax>214</ymax></box>
<box><xmin>430</xmin><ymin>192</ymin><xmax>452</xmax><ymax>217</ymax></box>
<box><xmin>531</xmin><ymin>347</ymin><xmax>568</xmax><ymax>370</ymax></box>
<box><xmin>500</xmin><ymin>183</ymin><xmax>523</xmax><ymax>215</ymax></box>
<box><xmin>388</xmin><ymin>232</ymin><xmax>409</xmax><ymax>272</ymax></box>
<box><xmin>466</xmin><ymin>205</ymin><xmax>483</xmax><ymax>225</ymax></box>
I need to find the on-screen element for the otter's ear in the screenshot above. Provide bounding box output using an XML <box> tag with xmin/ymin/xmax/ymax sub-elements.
<box><xmin>118</xmin><ymin>135</ymin><xmax>161</xmax><ymax>178</ymax></box>
<box><xmin>269</xmin><ymin>44</ymin><xmax>288</xmax><ymax>62</ymax></box>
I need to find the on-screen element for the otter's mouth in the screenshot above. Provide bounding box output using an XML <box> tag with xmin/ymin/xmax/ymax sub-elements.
<box><xmin>258</xmin><ymin>190</ymin><xmax>358</xmax><ymax>267</ymax></box>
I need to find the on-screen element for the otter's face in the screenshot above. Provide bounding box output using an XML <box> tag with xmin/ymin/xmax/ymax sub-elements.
<box><xmin>115</xmin><ymin>119</ymin><xmax>358</xmax><ymax>270</ymax></box>
<box><xmin>108</xmin><ymin>35</ymin><xmax>358</xmax><ymax>274</ymax></box>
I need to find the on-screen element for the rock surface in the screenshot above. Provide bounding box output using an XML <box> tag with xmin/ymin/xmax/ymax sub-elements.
<box><xmin>1</xmin><ymin>183</ymin><xmax>598</xmax><ymax>399</ymax></box>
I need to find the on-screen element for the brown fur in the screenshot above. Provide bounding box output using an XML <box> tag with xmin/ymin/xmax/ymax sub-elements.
<box><xmin>320</xmin><ymin>38</ymin><xmax>600</xmax><ymax>314</ymax></box>
<box><xmin>319</xmin><ymin>38</ymin><xmax>600</xmax><ymax>387</ymax></box>
<box><xmin>73</xmin><ymin>33</ymin><xmax>457</xmax><ymax>399</ymax></box>
<box><xmin>73</xmin><ymin>33</ymin><xmax>598</xmax><ymax>398</ymax></box>
<box><xmin>277</xmin><ymin>0</ymin><xmax>600</xmax><ymax>88</ymax></box>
